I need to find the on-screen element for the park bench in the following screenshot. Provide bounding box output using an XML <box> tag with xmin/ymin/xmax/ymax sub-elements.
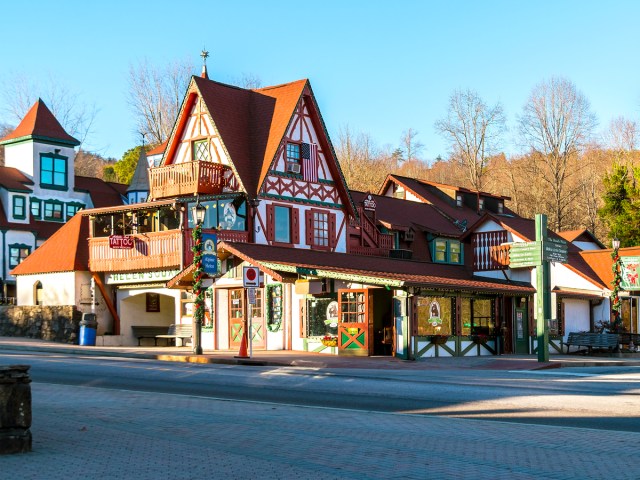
<box><xmin>617</xmin><ymin>333</ymin><xmax>640</xmax><ymax>349</ymax></box>
<box><xmin>563</xmin><ymin>332</ymin><xmax>618</xmax><ymax>355</ymax></box>
<box><xmin>156</xmin><ymin>324</ymin><xmax>193</xmax><ymax>347</ymax></box>
<box><xmin>131</xmin><ymin>325</ymin><xmax>171</xmax><ymax>346</ymax></box>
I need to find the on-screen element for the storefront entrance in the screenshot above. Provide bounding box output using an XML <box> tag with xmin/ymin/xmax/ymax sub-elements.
<box><xmin>229</xmin><ymin>288</ymin><xmax>266</xmax><ymax>350</ymax></box>
<box><xmin>514</xmin><ymin>305</ymin><xmax>529</xmax><ymax>354</ymax></box>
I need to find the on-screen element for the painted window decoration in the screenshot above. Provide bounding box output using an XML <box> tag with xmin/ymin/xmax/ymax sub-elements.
<box><xmin>192</xmin><ymin>139</ymin><xmax>210</xmax><ymax>161</ymax></box>
<box><xmin>433</xmin><ymin>238</ymin><xmax>463</xmax><ymax>264</ymax></box>
<box><xmin>460</xmin><ymin>298</ymin><xmax>495</xmax><ymax>336</ymax></box>
<box><xmin>40</xmin><ymin>154</ymin><xmax>67</xmax><ymax>188</ymax></box>
<box><xmin>186</xmin><ymin>198</ymin><xmax>247</xmax><ymax>231</ymax></box>
<box><xmin>266</xmin><ymin>284</ymin><xmax>283</xmax><ymax>332</ymax></box>
<box><xmin>305</xmin><ymin>296</ymin><xmax>338</xmax><ymax>337</ymax></box>
<box><xmin>286</xmin><ymin>142</ymin><xmax>301</xmax><ymax>174</ymax></box>
<box><xmin>415</xmin><ymin>296</ymin><xmax>453</xmax><ymax>336</ymax></box>
<box><xmin>44</xmin><ymin>200</ymin><xmax>64</xmax><ymax>221</ymax></box>
<box><xmin>12</xmin><ymin>196</ymin><xmax>26</xmax><ymax>220</ymax></box>
<box><xmin>9</xmin><ymin>244</ymin><xmax>31</xmax><ymax>268</ymax></box>
<box><xmin>31</xmin><ymin>198</ymin><xmax>41</xmax><ymax>219</ymax></box>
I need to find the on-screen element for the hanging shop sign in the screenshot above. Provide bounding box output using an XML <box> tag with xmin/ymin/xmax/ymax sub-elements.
<box><xmin>202</xmin><ymin>233</ymin><xmax>218</xmax><ymax>276</ymax></box>
<box><xmin>620</xmin><ymin>256</ymin><xmax>640</xmax><ymax>291</ymax></box>
<box><xmin>109</xmin><ymin>235</ymin><xmax>134</xmax><ymax>249</ymax></box>
<box><xmin>363</xmin><ymin>194</ymin><xmax>377</xmax><ymax>212</ymax></box>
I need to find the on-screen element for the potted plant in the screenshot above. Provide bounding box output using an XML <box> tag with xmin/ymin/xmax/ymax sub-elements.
<box><xmin>321</xmin><ymin>335</ymin><xmax>338</xmax><ymax>347</ymax></box>
<box><xmin>431</xmin><ymin>335</ymin><xmax>449</xmax><ymax>345</ymax></box>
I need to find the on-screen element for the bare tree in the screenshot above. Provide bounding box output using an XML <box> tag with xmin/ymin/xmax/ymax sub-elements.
<box><xmin>518</xmin><ymin>77</ymin><xmax>597</xmax><ymax>231</ymax></box>
<box><xmin>229</xmin><ymin>72</ymin><xmax>263</xmax><ymax>89</ymax></box>
<box><xmin>399</xmin><ymin>128</ymin><xmax>424</xmax><ymax>164</ymax></box>
<box><xmin>435</xmin><ymin>89</ymin><xmax>506</xmax><ymax>191</ymax></box>
<box><xmin>0</xmin><ymin>123</ymin><xmax>12</xmax><ymax>166</ymax></box>
<box><xmin>0</xmin><ymin>73</ymin><xmax>97</xmax><ymax>146</ymax></box>
<box><xmin>128</xmin><ymin>58</ymin><xmax>194</xmax><ymax>145</ymax></box>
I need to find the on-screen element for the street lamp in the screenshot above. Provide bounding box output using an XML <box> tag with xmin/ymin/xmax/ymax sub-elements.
<box><xmin>191</xmin><ymin>197</ymin><xmax>206</xmax><ymax>355</ymax></box>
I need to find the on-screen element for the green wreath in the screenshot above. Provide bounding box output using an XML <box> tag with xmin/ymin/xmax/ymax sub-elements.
<box><xmin>266</xmin><ymin>283</ymin><xmax>283</xmax><ymax>332</ymax></box>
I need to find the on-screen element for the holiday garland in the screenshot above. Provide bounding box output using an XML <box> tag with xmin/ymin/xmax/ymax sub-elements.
<box><xmin>192</xmin><ymin>223</ymin><xmax>205</xmax><ymax>328</ymax></box>
<box><xmin>265</xmin><ymin>283</ymin><xmax>283</xmax><ymax>332</ymax></box>
<box><xmin>610</xmin><ymin>248</ymin><xmax>624</xmax><ymax>333</ymax></box>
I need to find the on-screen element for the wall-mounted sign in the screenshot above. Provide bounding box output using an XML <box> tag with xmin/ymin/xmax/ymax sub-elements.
<box><xmin>109</xmin><ymin>235</ymin><xmax>134</xmax><ymax>249</ymax></box>
<box><xmin>243</xmin><ymin>266</ymin><xmax>261</xmax><ymax>287</ymax></box>
<box><xmin>621</xmin><ymin>256</ymin><xmax>640</xmax><ymax>291</ymax></box>
<box><xmin>105</xmin><ymin>269</ymin><xmax>181</xmax><ymax>285</ymax></box>
<box><xmin>363</xmin><ymin>194</ymin><xmax>377</xmax><ymax>212</ymax></box>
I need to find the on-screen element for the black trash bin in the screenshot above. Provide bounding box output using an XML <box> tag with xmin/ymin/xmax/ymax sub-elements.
<box><xmin>79</xmin><ymin>313</ymin><xmax>98</xmax><ymax>346</ymax></box>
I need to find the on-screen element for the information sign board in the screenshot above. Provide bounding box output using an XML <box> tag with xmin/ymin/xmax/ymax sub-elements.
<box><xmin>542</xmin><ymin>238</ymin><xmax>568</xmax><ymax>263</ymax></box>
<box><xmin>509</xmin><ymin>241</ymin><xmax>542</xmax><ymax>268</ymax></box>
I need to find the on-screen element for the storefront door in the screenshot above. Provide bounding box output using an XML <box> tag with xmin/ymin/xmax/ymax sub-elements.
<box><xmin>338</xmin><ymin>289</ymin><xmax>371</xmax><ymax>356</ymax></box>
<box><xmin>514</xmin><ymin>306</ymin><xmax>529</xmax><ymax>354</ymax></box>
<box><xmin>229</xmin><ymin>289</ymin><xmax>244</xmax><ymax>348</ymax></box>
<box><xmin>248</xmin><ymin>289</ymin><xmax>266</xmax><ymax>349</ymax></box>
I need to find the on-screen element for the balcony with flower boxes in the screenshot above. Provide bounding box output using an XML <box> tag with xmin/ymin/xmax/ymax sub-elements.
<box><xmin>148</xmin><ymin>161</ymin><xmax>230</xmax><ymax>200</ymax></box>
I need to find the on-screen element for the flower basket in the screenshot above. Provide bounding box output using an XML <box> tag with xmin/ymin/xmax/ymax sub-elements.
<box><xmin>321</xmin><ymin>336</ymin><xmax>338</xmax><ymax>347</ymax></box>
<box><xmin>431</xmin><ymin>335</ymin><xmax>449</xmax><ymax>345</ymax></box>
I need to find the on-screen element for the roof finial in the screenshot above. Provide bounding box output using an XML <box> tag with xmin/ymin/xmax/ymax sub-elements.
<box><xmin>200</xmin><ymin>48</ymin><xmax>209</xmax><ymax>79</ymax></box>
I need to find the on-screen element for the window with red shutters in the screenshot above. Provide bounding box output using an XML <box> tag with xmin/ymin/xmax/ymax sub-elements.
<box><xmin>305</xmin><ymin>209</ymin><xmax>337</xmax><ymax>250</ymax></box>
<box><xmin>266</xmin><ymin>203</ymin><xmax>299</xmax><ymax>245</ymax></box>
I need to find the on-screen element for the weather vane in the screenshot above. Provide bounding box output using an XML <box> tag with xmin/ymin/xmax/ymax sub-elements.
<box><xmin>201</xmin><ymin>49</ymin><xmax>209</xmax><ymax>64</ymax></box>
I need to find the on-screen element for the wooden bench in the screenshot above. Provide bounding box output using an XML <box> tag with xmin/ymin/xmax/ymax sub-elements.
<box><xmin>156</xmin><ymin>324</ymin><xmax>193</xmax><ymax>346</ymax></box>
<box><xmin>563</xmin><ymin>332</ymin><xmax>618</xmax><ymax>355</ymax></box>
<box><xmin>131</xmin><ymin>326</ymin><xmax>171</xmax><ymax>346</ymax></box>
<box><xmin>618</xmin><ymin>333</ymin><xmax>640</xmax><ymax>348</ymax></box>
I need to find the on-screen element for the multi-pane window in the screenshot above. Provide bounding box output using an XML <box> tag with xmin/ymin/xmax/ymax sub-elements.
<box><xmin>66</xmin><ymin>203</ymin><xmax>84</xmax><ymax>219</ymax></box>
<box><xmin>40</xmin><ymin>154</ymin><xmax>67</xmax><ymax>188</ymax></box>
<box><xmin>192</xmin><ymin>139</ymin><xmax>210</xmax><ymax>161</ymax></box>
<box><xmin>286</xmin><ymin>143</ymin><xmax>301</xmax><ymax>173</ymax></box>
<box><xmin>339</xmin><ymin>290</ymin><xmax>367</xmax><ymax>323</ymax></box>
<box><xmin>433</xmin><ymin>238</ymin><xmax>463</xmax><ymax>264</ymax></box>
<box><xmin>460</xmin><ymin>298</ymin><xmax>495</xmax><ymax>335</ymax></box>
<box><xmin>31</xmin><ymin>198</ymin><xmax>41</xmax><ymax>219</ymax></box>
<box><xmin>12</xmin><ymin>196</ymin><xmax>26</xmax><ymax>219</ymax></box>
<box><xmin>44</xmin><ymin>201</ymin><xmax>64</xmax><ymax>221</ymax></box>
<box><xmin>311</xmin><ymin>211</ymin><xmax>329</xmax><ymax>247</ymax></box>
<box><xmin>274</xmin><ymin>206</ymin><xmax>291</xmax><ymax>243</ymax></box>
<box><xmin>9</xmin><ymin>244</ymin><xmax>30</xmax><ymax>268</ymax></box>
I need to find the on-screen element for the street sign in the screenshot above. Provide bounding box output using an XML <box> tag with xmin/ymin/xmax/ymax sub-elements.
<box><xmin>509</xmin><ymin>241</ymin><xmax>542</xmax><ymax>268</ymax></box>
<box><xmin>202</xmin><ymin>233</ymin><xmax>218</xmax><ymax>275</ymax></box>
<box><xmin>247</xmin><ymin>287</ymin><xmax>257</xmax><ymax>305</ymax></box>
<box><xmin>542</xmin><ymin>238</ymin><xmax>568</xmax><ymax>263</ymax></box>
<box><xmin>243</xmin><ymin>266</ymin><xmax>261</xmax><ymax>287</ymax></box>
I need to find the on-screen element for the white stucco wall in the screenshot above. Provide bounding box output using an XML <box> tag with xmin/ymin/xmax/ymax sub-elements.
<box><xmin>562</xmin><ymin>298</ymin><xmax>591</xmax><ymax>335</ymax></box>
<box><xmin>117</xmin><ymin>288</ymin><xmax>179</xmax><ymax>346</ymax></box>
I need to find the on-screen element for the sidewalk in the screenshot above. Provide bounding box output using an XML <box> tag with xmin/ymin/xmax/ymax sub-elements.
<box><xmin>2</xmin><ymin>335</ymin><xmax>640</xmax><ymax>370</ymax></box>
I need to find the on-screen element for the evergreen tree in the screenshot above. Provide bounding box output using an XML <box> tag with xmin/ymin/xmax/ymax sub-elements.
<box><xmin>599</xmin><ymin>163</ymin><xmax>640</xmax><ymax>247</ymax></box>
<box><xmin>111</xmin><ymin>146</ymin><xmax>143</xmax><ymax>185</ymax></box>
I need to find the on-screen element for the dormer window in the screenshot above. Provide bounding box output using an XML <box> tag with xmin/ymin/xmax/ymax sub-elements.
<box><xmin>456</xmin><ymin>194</ymin><xmax>463</xmax><ymax>207</ymax></box>
<box><xmin>192</xmin><ymin>139</ymin><xmax>210</xmax><ymax>161</ymax></box>
<box><xmin>478</xmin><ymin>198</ymin><xmax>485</xmax><ymax>211</ymax></box>
<box><xmin>286</xmin><ymin>143</ymin><xmax>301</xmax><ymax>174</ymax></box>
<box><xmin>40</xmin><ymin>153</ymin><xmax>68</xmax><ymax>190</ymax></box>
<box><xmin>497</xmin><ymin>201</ymin><xmax>504</xmax><ymax>214</ymax></box>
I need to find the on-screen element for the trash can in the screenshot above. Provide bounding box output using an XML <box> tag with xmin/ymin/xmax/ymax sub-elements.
<box><xmin>79</xmin><ymin>313</ymin><xmax>98</xmax><ymax>346</ymax></box>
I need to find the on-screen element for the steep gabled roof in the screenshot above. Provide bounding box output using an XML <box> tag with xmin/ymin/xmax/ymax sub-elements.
<box><xmin>557</xmin><ymin>229</ymin><xmax>605</xmax><ymax>248</ymax></box>
<box><xmin>0</xmin><ymin>166</ymin><xmax>33</xmax><ymax>191</ymax></box>
<box><xmin>163</xmin><ymin>76</ymin><xmax>355</xmax><ymax>216</ymax></box>
<box><xmin>10</xmin><ymin>214</ymin><xmax>89</xmax><ymax>275</ymax></box>
<box><xmin>127</xmin><ymin>149</ymin><xmax>150</xmax><ymax>193</ymax></box>
<box><xmin>147</xmin><ymin>141</ymin><xmax>167</xmax><ymax>157</ymax></box>
<box><xmin>0</xmin><ymin>99</ymin><xmax>80</xmax><ymax>146</ymax></box>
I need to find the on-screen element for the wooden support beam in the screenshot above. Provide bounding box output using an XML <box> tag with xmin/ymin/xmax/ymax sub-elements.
<box><xmin>91</xmin><ymin>271</ymin><xmax>120</xmax><ymax>335</ymax></box>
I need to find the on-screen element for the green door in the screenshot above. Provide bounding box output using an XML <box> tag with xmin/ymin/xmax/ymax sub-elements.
<box><xmin>514</xmin><ymin>307</ymin><xmax>529</xmax><ymax>354</ymax></box>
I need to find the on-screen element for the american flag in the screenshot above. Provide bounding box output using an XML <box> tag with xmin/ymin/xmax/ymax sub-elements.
<box><xmin>301</xmin><ymin>142</ymin><xmax>318</xmax><ymax>183</ymax></box>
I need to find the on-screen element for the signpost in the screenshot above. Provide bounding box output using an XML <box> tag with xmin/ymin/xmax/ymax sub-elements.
<box><xmin>507</xmin><ymin>214</ymin><xmax>562</xmax><ymax>362</ymax></box>
<box><xmin>240</xmin><ymin>266</ymin><xmax>261</xmax><ymax>359</ymax></box>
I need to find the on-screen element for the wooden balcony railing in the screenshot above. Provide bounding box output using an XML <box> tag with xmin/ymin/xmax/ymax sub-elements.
<box><xmin>349</xmin><ymin>245</ymin><xmax>391</xmax><ymax>257</ymax></box>
<box><xmin>356</xmin><ymin>206</ymin><xmax>394</xmax><ymax>250</ymax></box>
<box><xmin>183</xmin><ymin>229</ymin><xmax>250</xmax><ymax>265</ymax></box>
<box><xmin>148</xmin><ymin>161</ymin><xmax>229</xmax><ymax>200</ymax></box>
<box><xmin>89</xmin><ymin>231</ymin><xmax>183</xmax><ymax>272</ymax></box>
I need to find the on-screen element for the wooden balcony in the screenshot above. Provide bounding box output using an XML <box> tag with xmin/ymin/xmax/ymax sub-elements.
<box><xmin>89</xmin><ymin>231</ymin><xmax>183</xmax><ymax>272</ymax></box>
<box><xmin>184</xmin><ymin>229</ymin><xmax>250</xmax><ymax>265</ymax></box>
<box><xmin>148</xmin><ymin>161</ymin><xmax>229</xmax><ymax>200</ymax></box>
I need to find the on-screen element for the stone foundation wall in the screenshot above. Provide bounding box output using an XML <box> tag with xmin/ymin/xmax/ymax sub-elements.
<box><xmin>0</xmin><ymin>306</ymin><xmax>82</xmax><ymax>344</ymax></box>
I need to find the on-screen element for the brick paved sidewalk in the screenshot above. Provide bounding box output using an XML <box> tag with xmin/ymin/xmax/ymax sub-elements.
<box><xmin>3</xmin><ymin>382</ymin><xmax>639</xmax><ymax>480</ymax></box>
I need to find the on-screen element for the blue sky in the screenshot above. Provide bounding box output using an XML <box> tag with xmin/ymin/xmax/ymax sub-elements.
<box><xmin>1</xmin><ymin>0</ymin><xmax>638</xmax><ymax>161</ymax></box>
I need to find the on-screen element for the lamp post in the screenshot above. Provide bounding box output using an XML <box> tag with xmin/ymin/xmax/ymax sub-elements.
<box><xmin>611</xmin><ymin>237</ymin><xmax>623</xmax><ymax>335</ymax></box>
<box><xmin>191</xmin><ymin>198</ymin><xmax>207</xmax><ymax>355</ymax></box>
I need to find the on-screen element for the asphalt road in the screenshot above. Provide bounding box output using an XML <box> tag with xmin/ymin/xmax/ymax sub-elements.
<box><xmin>4</xmin><ymin>350</ymin><xmax>640</xmax><ymax>433</ymax></box>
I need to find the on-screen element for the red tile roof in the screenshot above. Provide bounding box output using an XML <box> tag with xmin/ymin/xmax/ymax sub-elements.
<box><xmin>557</xmin><ymin>229</ymin><xmax>605</xmax><ymax>248</ymax></box>
<box><xmin>580</xmin><ymin>247</ymin><xmax>640</xmax><ymax>287</ymax></box>
<box><xmin>147</xmin><ymin>141</ymin><xmax>167</xmax><ymax>156</ymax></box>
<box><xmin>219</xmin><ymin>242</ymin><xmax>535</xmax><ymax>294</ymax></box>
<box><xmin>0</xmin><ymin>99</ymin><xmax>79</xmax><ymax>146</ymax></box>
<box><xmin>0</xmin><ymin>166</ymin><xmax>33</xmax><ymax>191</ymax></box>
<box><xmin>75</xmin><ymin>176</ymin><xmax>127</xmax><ymax>208</ymax></box>
<box><xmin>10</xmin><ymin>214</ymin><xmax>89</xmax><ymax>275</ymax></box>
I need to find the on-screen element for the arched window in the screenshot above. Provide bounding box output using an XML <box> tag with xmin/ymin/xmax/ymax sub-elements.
<box><xmin>34</xmin><ymin>281</ymin><xmax>43</xmax><ymax>306</ymax></box>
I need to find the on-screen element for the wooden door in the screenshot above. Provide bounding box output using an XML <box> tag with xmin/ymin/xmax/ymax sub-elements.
<box><xmin>229</xmin><ymin>289</ymin><xmax>244</xmax><ymax>348</ymax></box>
<box><xmin>338</xmin><ymin>289</ymin><xmax>369</xmax><ymax>356</ymax></box>
<box><xmin>248</xmin><ymin>288</ymin><xmax>266</xmax><ymax>349</ymax></box>
<box><xmin>514</xmin><ymin>306</ymin><xmax>529</xmax><ymax>354</ymax></box>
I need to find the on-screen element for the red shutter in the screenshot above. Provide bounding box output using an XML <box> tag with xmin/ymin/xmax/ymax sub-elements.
<box><xmin>305</xmin><ymin>210</ymin><xmax>313</xmax><ymax>245</ymax></box>
<box><xmin>266</xmin><ymin>204</ymin><xmax>274</xmax><ymax>242</ymax></box>
<box><xmin>329</xmin><ymin>213</ymin><xmax>337</xmax><ymax>249</ymax></box>
<box><xmin>292</xmin><ymin>208</ymin><xmax>300</xmax><ymax>244</ymax></box>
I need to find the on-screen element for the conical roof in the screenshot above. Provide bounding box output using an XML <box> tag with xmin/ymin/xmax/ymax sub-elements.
<box><xmin>0</xmin><ymin>99</ymin><xmax>80</xmax><ymax>146</ymax></box>
<box><xmin>127</xmin><ymin>148</ymin><xmax>150</xmax><ymax>193</ymax></box>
